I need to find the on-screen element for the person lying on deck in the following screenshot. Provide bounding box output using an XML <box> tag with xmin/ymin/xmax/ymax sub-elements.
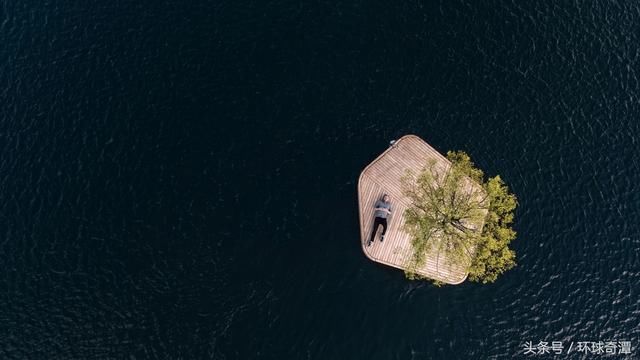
<box><xmin>368</xmin><ymin>194</ymin><xmax>392</xmax><ymax>247</ymax></box>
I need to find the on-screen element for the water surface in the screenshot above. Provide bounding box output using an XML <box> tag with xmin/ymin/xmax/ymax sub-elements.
<box><xmin>1</xmin><ymin>0</ymin><xmax>639</xmax><ymax>358</ymax></box>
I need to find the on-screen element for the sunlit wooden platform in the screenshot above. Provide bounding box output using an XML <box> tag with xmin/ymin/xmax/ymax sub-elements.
<box><xmin>358</xmin><ymin>134</ymin><xmax>471</xmax><ymax>284</ymax></box>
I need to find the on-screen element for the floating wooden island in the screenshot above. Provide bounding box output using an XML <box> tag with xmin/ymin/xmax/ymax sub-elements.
<box><xmin>358</xmin><ymin>134</ymin><xmax>477</xmax><ymax>284</ymax></box>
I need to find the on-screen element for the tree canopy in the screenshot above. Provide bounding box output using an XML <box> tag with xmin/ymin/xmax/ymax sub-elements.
<box><xmin>401</xmin><ymin>151</ymin><xmax>517</xmax><ymax>283</ymax></box>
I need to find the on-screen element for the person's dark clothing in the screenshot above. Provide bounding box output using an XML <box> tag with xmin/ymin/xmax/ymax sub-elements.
<box><xmin>370</xmin><ymin>216</ymin><xmax>388</xmax><ymax>243</ymax></box>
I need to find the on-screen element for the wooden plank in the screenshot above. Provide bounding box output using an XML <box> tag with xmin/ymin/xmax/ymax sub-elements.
<box><xmin>358</xmin><ymin>134</ymin><xmax>484</xmax><ymax>284</ymax></box>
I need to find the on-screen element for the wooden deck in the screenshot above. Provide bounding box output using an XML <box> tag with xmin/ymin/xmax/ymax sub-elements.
<box><xmin>358</xmin><ymin>135</ymin><xmax>476</xmax><ymax>284</ymax></box>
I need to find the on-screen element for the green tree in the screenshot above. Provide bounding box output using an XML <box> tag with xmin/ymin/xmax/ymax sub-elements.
<box><xmin>401</xmin><ymin>151</ymin><xmax>517</xmax><ymax>283</ymax></box>
<box><xmin>467</xmin><ymin>175</ymin><xmax>517</xmax><ymax>283</ymax></box>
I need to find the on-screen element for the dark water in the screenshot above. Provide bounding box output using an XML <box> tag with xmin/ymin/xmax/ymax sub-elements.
<box><xmin>1</xmin><ymin>0</ymin><xmax>640</xmax><ymax>358</ymax></box>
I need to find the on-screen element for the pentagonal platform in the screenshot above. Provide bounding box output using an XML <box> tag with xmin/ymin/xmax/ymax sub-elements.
<box><xmin>358</xmin><ymin>134</ymin><xmax>473</xmax><ymax>284</ymax></box>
